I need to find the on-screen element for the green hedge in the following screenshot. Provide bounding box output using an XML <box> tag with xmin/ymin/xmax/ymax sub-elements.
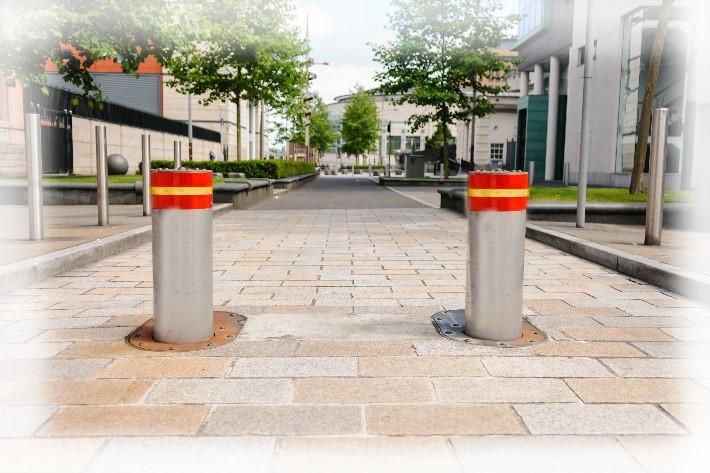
<box><xmin>138</xmin><ymin>160</ymin><xmax>315</xmax><ymax>179</ymax></box>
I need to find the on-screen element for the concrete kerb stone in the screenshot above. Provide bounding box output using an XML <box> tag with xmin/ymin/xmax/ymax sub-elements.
<box><xmin>525</xmin><ymin>223</ymin><xmax>710</xmax><ymax>304</ymax></box>
<box><xmin>0</xmin><ymin>204</ymin><xmax>232</xmax><ymax>295</ymax></box>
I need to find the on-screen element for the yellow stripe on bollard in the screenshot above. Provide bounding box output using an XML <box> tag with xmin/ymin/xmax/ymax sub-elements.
<box><xmin>150</xmin><ymin>186</ymin><xmax>213</xmax><ymax>196</ymax></box>
<box><xmin>468</xmin><ymin>188</ymin><xmax>530</xmax><ymax>198</ymax></box>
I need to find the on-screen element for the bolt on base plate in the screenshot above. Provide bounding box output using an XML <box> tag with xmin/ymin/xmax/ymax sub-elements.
<box><xmin>432</xmin><ymin>309</ymin><xmax>546</xmax><ymax>348</ymax></box>
<box><xmin>125</xmin><ymin>311</ymin><xmax>247</xmax><ymax>352</ymax></box>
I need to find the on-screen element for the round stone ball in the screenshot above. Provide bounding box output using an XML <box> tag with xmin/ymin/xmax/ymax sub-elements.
<box><xmin>107</xmin><ymin>154</ymin><xmax>129</xmax><ymax>175</ymax></box>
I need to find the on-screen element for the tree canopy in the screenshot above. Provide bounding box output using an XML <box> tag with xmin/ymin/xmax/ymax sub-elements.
<box><xmin>287</xmin><ymin>94</ymin><xmax>338</xmax><ymax>158</ymax></box>
<box><xmin>372</xmin><ymin>0</ymin><xmax>514</xmax><ymax>177</ymax></box>
<box><xmin>340</xmin><ymin>86</ymin><xmax>380</xmax><ymax>164</ymax></box>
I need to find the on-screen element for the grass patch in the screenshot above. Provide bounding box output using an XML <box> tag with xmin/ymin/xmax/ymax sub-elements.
<box><xmin>531</xmin><ymin>187</ymin><xmax>694</xmax><ymax>203</ymax></box>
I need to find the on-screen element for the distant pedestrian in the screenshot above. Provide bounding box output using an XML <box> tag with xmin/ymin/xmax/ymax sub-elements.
<box><xmin>209</xmin><ymin>150</ymin><xmax>216</xmax><ymax>161</ymax></box>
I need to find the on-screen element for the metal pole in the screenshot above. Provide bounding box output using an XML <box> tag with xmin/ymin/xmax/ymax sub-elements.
<box><xmin>645</xmin><ymin>108</ymin><xmax>669</xmax><ymax>246</ymax></box>
<box><xmin>576</xmin><ymin>0</ymin><xmax>594</xmax><ymax>228</ymax></box>
<box><xmin>25</xmin><ymin>113</ymin><xmax>43</xmax><ymax>240</ymax></box>
<box><xmin>174</xmin><ymin>140</ymin><xmax>181</xmax><ymax>169</ymax></box>
<box><xmin>152</xmin><ymin>169</ymin><xmax>214</xmax><ymax>344</ymax></box>
<box><xmin>96</xmin><ymin>125</ymin><xmax>109</xmax><ymax>226</ymax></box>
<box><xmin>563</xmin><ymin>162</ymin><xmax>570</xmax><ymax>187</ymax></box>
<box><xmin>142</xmin><ymin>134</ymin><xmax>151</xmax><ymax>216</ymax></box>
<box><xmin>188</xmin><ymin>94</ymin><xmax>193</xmax><ymax>161</ymax></box>
<box><xmin>465</xmin><ymin>171</ymin><xmax>528</xmax><ymax>341</ymax></box>
<box><xmin>528</xmin><ymin>161</ymin><xmax>535</xmax><ymax>186</ymax></box>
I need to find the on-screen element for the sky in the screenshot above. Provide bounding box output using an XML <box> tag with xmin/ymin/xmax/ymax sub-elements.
<box><xmin>292</xmin><ymin>0</ymin><xmax>520</xmax><ymax>104</ymax></box>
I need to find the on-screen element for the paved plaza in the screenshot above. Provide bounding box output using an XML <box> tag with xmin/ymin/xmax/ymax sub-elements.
<box><xmin>0</xmin><ymin>177</ymin><xmax>709</xmax><ymax>472</ymax></box>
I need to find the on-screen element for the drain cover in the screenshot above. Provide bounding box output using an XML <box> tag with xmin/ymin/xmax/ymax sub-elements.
<box><xmin>432</xmin><ymin>309</ymin><xmax>546</xmax><ymax>348</ymax></box>
<box><xmin>126</xmin><ymin>311</ymin><xmax>246</xmax><ymax>352</ymax></box>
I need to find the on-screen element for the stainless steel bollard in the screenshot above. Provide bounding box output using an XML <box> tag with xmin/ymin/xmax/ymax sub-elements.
<box><xmin>563</xmin><ymin>162</ymin><xmax>570</xmax><ymax>187</ymax></box>
<box><xmin>173</xmin><ymin>141</ymin><xmax>181</xmax><ymax>169</ymax></box>
<box><xmin>465</xmin><ymin>171</ymin><xmax>529</xmax><ymax>341</ymax></box>
<box><xmin>151</xmin><ymin>169</ymin><xmax>213</xmax><ymax>344</ymax></box>
<box><xmin>645</xmin><ymin>108</ymin><xmax>669</xmax><ymax>246</ymax></box>
<box><xmin>25</xmin><ymin>113</ymin><xmax>43</xmax><ymax>240</ymax></box>
<box><xmin>95</xmin><ymin>126</ymin><xmax>109</xmax><ymax>226</ymax></box>
<box><xmin>528</xmin><ymin>161</ymin><xmax>535</xmax><ymax>186</ymax></box>
<box><xmin>142</xmin><ymin>134</ymin><xmax>151</xmax><ymax>216</ymax></box>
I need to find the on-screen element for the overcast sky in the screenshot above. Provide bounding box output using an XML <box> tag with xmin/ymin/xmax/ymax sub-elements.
<box><xmin>292</xmin><ymin>0</ymin><xmax>520</xmax><ymax>104</ymax></box>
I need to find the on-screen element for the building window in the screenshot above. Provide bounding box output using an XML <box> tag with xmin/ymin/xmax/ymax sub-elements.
<box><xmin>388</xmin><ymin>135</ymin><xmax>402</xmax><ymax>153</ymax></box>
<box><xmin>405</xmin><ymin>135</ymin><xmax>421</xmax><ymax>152</ymax></box>
<box><xmin>517</xmin><ymin>0</ymin><xmax>547</xmax><ymax>42</ymax></box>
<box><xmin>490</xmin><ymin>143</ymin><xmax>504</xmax><ymax>162</ymax></box>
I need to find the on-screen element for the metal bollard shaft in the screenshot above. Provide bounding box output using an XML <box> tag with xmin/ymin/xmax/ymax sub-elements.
<box><xmin>465</xmin><ymin>171</ymin><xmax>528</xmax><ymax>341</ymax></box>
<box><xmin>142</xmin><ymin>134</ymin><xmax>151</xmax><ymax>216</ymax></box>
<box><xmin>173</xmin><ymin>141</ymin><xmax>181</xmax><ymax>169</ymax></box>
<box><xmin>95</xmin><ymin>126</ymin><xmax>109</xmax><ymax>226</ymax></box>
<box><xmin>528</xmin><ymin>161</ymin><xmax>535</xmax><ymax>186</ymax></box>
<box><xmin>563</xmin><ymin>162</ymin><xmax>570</xmax><ymax>187</ymax></box>
<box><xmin>25</xmin><ymin>113</ymin><xmax>44</xmax><ymax>240</ymax></box>
<box><xmin>645</xmin><ymin>108</ymin><xmax>669</xmax><ymax>246</ymax></box>
<box><xmin>151</xmin><ymin>169</ymin><xmax>213</xmax><ymax>344</ymax></box>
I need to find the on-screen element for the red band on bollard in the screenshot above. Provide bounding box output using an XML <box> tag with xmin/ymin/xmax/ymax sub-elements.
<box><xmin>151</xmin><ymin>170</ymin><xmax>213</xmax><ymax>210</ymax></box>
<box><xmin>468</xmin><ymin>172</ymin><xmax>528</xmax><ymax>212</ymax></box>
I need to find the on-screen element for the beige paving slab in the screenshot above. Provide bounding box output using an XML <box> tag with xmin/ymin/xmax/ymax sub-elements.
<box><xmin>358</xmin><ymin>356</ymin><xmax>486</xmax><ymax>377</ymax></box>
<box><xmin>54</xmin><ymin>340</ymin><xmax>172</xmax><ymax>358</ymax></box>
<box><xmin>37</xmin><ymin>405</ymin><xmax>209</xmax><ymax>436</ymax></box>
<box><xmin>528</xmin><ymin>341</ymin><xmax>646</xmax><ymax>357</ymax></box>
<box><xmin>147</xmin><ymin>378</ymin><xmax>291</xmax><ymax>404</ymax></box>
<box><xmin>1</xmin><ymin>379</ymin><xmax>153</xmax><ymax>405</ymax></box>
<box><xmin>31</xmin><ymin>327</ymin><xmax>134</xmax><ymax>342</ymax></box>
<box><xmin>412</xmin><ymin>340</ymin><xmax>531</xmax><ymax>357</ymax></box>
<box><xmin>514</xmin><ymin>404</ymin><xmax>686</xmax><ymax>435</ymax></box>
<box><xmin>273</xmin><ymin>437</ymin><xmax>460</xmax><ymax>473</ymax></box>
<box><xmin>0</xmin><ymin>406</ymin><xmax>59</xmax><ymax>437</ymax></box>
<box><xmin>0</xmin><ymin>359</ymin><xmax>111</xmax><ymax>380</ymax></box>
<box><xmin>617</xmin><ymin>435</ymin><xmax>707</xmax><ymax>473</ymax></box>
<box><xmin>660</xmin><ymin>403</ymin><xmax>710</xmax><ymax>434</ymax></box>
<box><xmin>526</xmin><ymin>300</ymin><xmax>629</xmax><ymax>317</ymax></box>
<box><xmin>632</xmin><ymin>341</ymin><xmax>710</xmax><ymax>358</ymax></box>
<box><xmin>0</xmin><ymin>342</ymin><xmax>70</xmax><ymax>360</ymax></box>
<box><xmin>296</xmin><ymin>340</ymin><xmax>414</xmax><ymax>356</ymax></box>
<box><xmin>566</xmin><ymin>378</ymin><xmax>710</xmax><ymax>403</ymax></box>
<box><xmin>433</xmin><ymin>377</ymin><xmax>580</xmax><ymax>403</ymax></box>
<box><xmin>602</xmin><ymin>358</ymin><xmax>710</xmax><ymax>378</ymax></box>
<box><xmin>99</xmin><ymin>357</ymin><xmax>234</xmax><ymax>378</ymax></box>
<box><xmin>450</xmin><ymin>436</ymin><xmax>645</xmax><ymax>473</ymax></box>
<box><xmin>203</xmin><ymin>405</ymin><xmax>362</xmax><ymax>436</ymax></box>
<box><xmin>562</xmin><ymin>327</ymin><xmax>676</xmax><ymax>341</ymax></box>
<box><xmin>293</xmin><ymin>377</ymin><xmax>431</xmax><ymax>404</ymax></box>
<box><xmin>366</xmin><ymin>404</ymin><xmax>526</xmax><ymax>435</ymax></box>
<box><xmin>662</xmin><ymin>328</ymin><xmax>710</xmax><ymax>342</ymax></box>
<box><xmin>481</xmin><ymin>356</ymin><xmax>613</xmax><ymax>377</ymax></box>
<box><xmin>85</xmin><ymin>437</ymin><xmax>275</xmax><ymax>473</ymax></box>
<box><xmin>0</xmin><ymin>438</ymin><xmax>106</xmax><ymax>473</ymax></box>
<box><xmin>174</xmin><ymin>339</ymin><xmax>298</xmax><ymax>358</ymax></box>
<box><xmin>230</xmin><ymin>356</ymin><xmax>357</xmax><ymax>378</ymax></box>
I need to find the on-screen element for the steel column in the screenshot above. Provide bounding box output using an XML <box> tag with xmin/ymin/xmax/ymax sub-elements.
<box><xmin>645</xmin><ymin>108</ymin><xmax>669</xmax><ymax>246</ymax></box>
<box><xmin>25</xmin><ymin>113</ymin><xmax>43</xmax><ymax>240</ymax></box>
<box><xmin>95</xmin><ymin>126</ymin><xmax>109</xmax><ymax>226</ymax></box>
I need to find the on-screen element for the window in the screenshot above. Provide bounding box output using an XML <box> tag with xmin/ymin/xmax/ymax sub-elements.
<box><xmin>490</xmin><ymin>143</ymin><xmax>504</xmax><ymax>161</ymax></box>
<box><xmin>405</xmin><ymin>135</ymin><xmax>421</xmax><ymax>152</ymax></box>
<box><xmin>517</xmin><ymin>0</ymin><xmax>546</xmax><ymax>40</ymax></box>
<box><xmin>388</xmin><ymin>136</ymin><xmax>402</xmax><ymax>153</ymax></box>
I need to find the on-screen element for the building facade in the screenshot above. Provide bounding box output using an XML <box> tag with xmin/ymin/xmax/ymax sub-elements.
<box><xmin>513</xmin><ymin>0</ymin><xmax>707</xmax><ymax>189</ymax></box>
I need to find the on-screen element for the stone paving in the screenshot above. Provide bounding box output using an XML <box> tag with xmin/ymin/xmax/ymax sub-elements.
<box><xmin>0</xmin><ymin>207</ymin><xmax>709</xmax><ymax>472</ymax></box>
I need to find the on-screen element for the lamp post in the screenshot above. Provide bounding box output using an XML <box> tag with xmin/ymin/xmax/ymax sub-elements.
<box><xmin>303</xmin><ymin>58</ymin><xmax>329</xmax><ymax>163</ymax></box>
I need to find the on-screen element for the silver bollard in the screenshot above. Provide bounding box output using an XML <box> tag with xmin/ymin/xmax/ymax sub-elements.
<box><xmin>465</xmin><ymin>171</ymin><xmax>529</xmax><ymax>341</ymax></box>
<box><xmin>173</xmin><ymin>141</ymin><xmax>181</xmax><ymax>169</ymax></box>
<box><xmin>645</xmin><ymin>108</ymin><xmax>669</xmax><ymax>246</ymax></box>
<box><xmin>528</xmin><ymin>161</ymin><xmax>535</xmax><ymax>186</ymax></box>
<box><xmin>563</xmin><ymin>162</ymin><xmax>570</xmax><ymax>187</ymax></box>
<box><xmin>95</xmin><ymin>126</ymin><xmax>109</xmax><ymax>226</ymax></box>
<box><xmin>142</xmin><ymin>134</ymin><xmax>151</xmax><ymax>216</ymax></box>
<box><xmin>25</xmin><ymin>113</ymin><xmax>44</xmax><ymax>240</ymax></box>
<box><xmin>151</xmin><ymin>169</ymin><xmax>213</xmax><ymax>344</ymax></box>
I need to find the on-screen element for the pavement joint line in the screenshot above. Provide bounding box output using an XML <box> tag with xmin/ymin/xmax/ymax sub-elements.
<box><xmin>526</xmin><ymin>223</ymin><xmax>710</xmax><ymax>305</ymax></box>
<box><xmin>386</xmin><ymin>186</ymin><xmax>438</xmax><ymax>208</ymax></box>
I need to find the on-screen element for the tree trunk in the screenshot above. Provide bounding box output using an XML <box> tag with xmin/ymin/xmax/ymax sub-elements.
<box><xmin>259</xmin><ymin>99</ymin><xmax>265</xmax><ymax>159</ymax></box>
<box><xmin>629</xmin><ymin>0</ymin><xmax>674</xmax><ymax>194</ymax></box>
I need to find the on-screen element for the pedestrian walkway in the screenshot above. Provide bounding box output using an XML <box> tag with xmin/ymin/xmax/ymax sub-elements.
<box><xmin>0</xmin><ymin>183</ymin><xmax>709</xmax><ymax>472</ymax></box>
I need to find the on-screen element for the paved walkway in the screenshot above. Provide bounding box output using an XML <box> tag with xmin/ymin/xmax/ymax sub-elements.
<box><xmin>0</xmin><ymin>177</ymin><xmax>708</xmax><ymax>472</ymax></box>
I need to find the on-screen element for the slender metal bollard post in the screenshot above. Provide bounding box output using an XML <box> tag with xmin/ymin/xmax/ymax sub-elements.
<box><xmin>25</xmin><ymin>113</ymin><xmax>44</xmax><ymax>240</ymax></box>
<box><xmin>645</xmin><ymin>108</ymin><xmax>669</xmax><ymax>246</ymax></box>
<box><xmin>142</xmin><ymin>134</ymin><xmax>151</xmax><ymax>216</ymax></box>
<box><xmin>563</xmin><ymin>162</ymin><xmax>570</xmax><ymax>187</ymax></box>
<box><xmin>465</xmin><ymin>171</ymin><xmax>529</xmax><ymax>341</ymax></box>
<box><xmin>528</xmin><ymin>161</ymin><xmax>535</xmax><ymax>186</ymax></box>
<box><xmin>95</xmin><ymin>126</ymin><xmax>109</xmax><ymax>226</ymax></box>
<box><xmin>173</xmin><ymin>141</ymin><xmax>181</xmax><ymax>169</ymax></box>
<box><xmin>151</xmin><ymin>169</ymin><xmax>213</xmax><ymax>344</ymax></box>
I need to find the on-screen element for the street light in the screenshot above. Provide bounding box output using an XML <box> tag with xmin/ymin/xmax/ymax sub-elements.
<box><xmin>303</xmin><ymin>59</ymin><xmax>329</xmax><ymax>163</ymax></box>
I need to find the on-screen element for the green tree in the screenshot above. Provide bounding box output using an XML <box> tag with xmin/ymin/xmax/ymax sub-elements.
<box><xmin>165</xmin><ymin>0</ymin><xmax>307</xmax><ymax>160</ymax></box>
<box><xmin>629</xmin><ymin>0</ymin><xmax>675</xmax><ymax>194</ymax></box>
<box><xmin>0</xmin><ymin>0</ymin><xmax>178</xmax><ymax>107</ymax></box>
<box><xmin>288</xmin><ymin>95</ymin><xmax>338</xmax><ymax>159</ymax></box>
<box><xmin>340</xmin><ymin>86</ymin><xmax>380</xmax><ymax>165</ymax></box>
<box><xmin>372</xmin><ymin>0</ymin><xmax>514</xmax><ymax>177</ymax></box>
<box><xmin>425</xmin><ymin>122</ymin><xmax>455</xmax><ymax>150</ymax></box>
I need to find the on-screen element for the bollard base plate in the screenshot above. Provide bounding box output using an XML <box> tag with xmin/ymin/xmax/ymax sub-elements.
<box><xmin>125</xmin><ymin>311</ymin><xmax>247</xmax><ymax>352</ymax></box>
<box><xmin>432</xmin><ymin>310</ymin><xmax>546</xmax><ymax>348</ymax></box>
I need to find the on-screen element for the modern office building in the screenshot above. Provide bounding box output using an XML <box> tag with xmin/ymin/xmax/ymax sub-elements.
<box><xmin>512</xmin><ymin>0</ymin><xmax>706</xmax><ymax>188</ymax></box>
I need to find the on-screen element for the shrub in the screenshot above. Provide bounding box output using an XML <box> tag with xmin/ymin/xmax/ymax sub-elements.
<box><xmin>138</xmin><ymin>160</ymin><xmax>315</xmax><ymax>179</ymax></box>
